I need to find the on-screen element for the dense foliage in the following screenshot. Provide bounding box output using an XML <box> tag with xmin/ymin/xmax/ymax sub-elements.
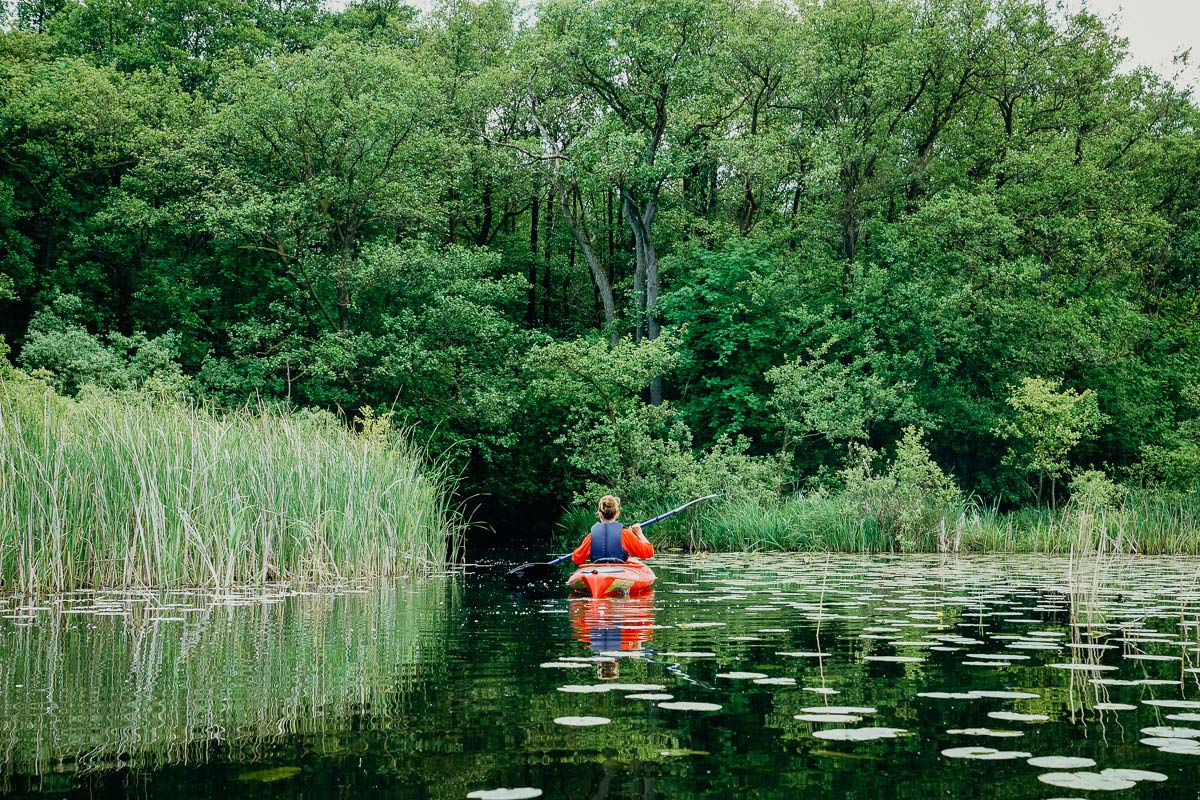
<box><xmin>2</xmin><ymin>0</ymin><xmax>1197</xmax><ymax>540</ymax></box>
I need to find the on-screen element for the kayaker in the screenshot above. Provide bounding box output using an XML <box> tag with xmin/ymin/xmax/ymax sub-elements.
<box><xmin>570</xmin><ymin>495</ymin><xmax>655</xmax><ymax>565</ymax></box>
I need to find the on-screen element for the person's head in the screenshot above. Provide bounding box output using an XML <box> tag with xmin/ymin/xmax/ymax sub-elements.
<box><xmin>597</xmin><ymin>495</ymin><xmax>621</xmax><ymax>522</ymax></box>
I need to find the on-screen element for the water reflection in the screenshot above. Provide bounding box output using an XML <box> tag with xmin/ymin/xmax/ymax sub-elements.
<box><xmin>0</xmin><ymin>580</ymin><xmax>458</xmax><ymax>785</ymax></box>
<box><xmin>2</xmin><ymin>555</ymin><xmax>1200</xmax><ymax>799</ymax></box>
<box><xmin>570</xmin><ymin>593</ymin><xmax>657</xmax><ymax>654</ymax></box>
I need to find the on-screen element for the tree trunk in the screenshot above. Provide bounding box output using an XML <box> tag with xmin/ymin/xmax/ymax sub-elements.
<box><xmin>542</xmin><ymin>194</ymin><xmax>552</xmax><ymax>324</ymax></box>
<box><xmin>558</xmin><ymin>187</ymin><xmax>616</xmax><ymax>341</ymax></box>
<box><xmin>622</xmin><ymin>189</ymin><xmax>662</xmax><ymax>405</ymax></box>
<box><xmin>527</xmin><ymin>187</ymin><xmax>539</xmax><ymax>326</ymax></box>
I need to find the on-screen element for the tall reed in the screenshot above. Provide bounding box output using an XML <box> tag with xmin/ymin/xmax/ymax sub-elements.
<box><xmin>0</xmin><ymin>377</ymin><xmax>462</xmax><ymax>592</ymax></box>
<box><xmin>563</xmin><ymin>492</ymin><xmax>1200</xmax><ymax>556</ymax></box>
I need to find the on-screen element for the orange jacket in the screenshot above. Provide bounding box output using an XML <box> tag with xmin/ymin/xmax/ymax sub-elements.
<box><xmin>571</xmin><ymin>526</ymin><xmax>654</xmax><ymax>565</ymax></box>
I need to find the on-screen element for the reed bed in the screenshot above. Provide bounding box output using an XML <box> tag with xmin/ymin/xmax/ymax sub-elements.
<box><xmin>0</xmin><ymin>378</ymin><xmax>461</xmax><ymax>593</ymax></box>
<box><xmin>0</xmin><ymin>580</ymin><xmax>457</xmax><ymax>780</ymax></box>
<box><xmin>558</xmin><ymin>492</ymin><xmax>1200</xmax><ymax>556</ymax></box>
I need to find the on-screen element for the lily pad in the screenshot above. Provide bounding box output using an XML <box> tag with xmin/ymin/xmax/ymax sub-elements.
<box><xmin>467</xmin><ymin>790</ymin><xmax>543</xmax><ymax>800</ymax></box>
<box><xmin>800</xmin><ymin>706</ymin><xmax>876</xmax><ymax>715</ymax></box>
<box><xmin>540</xmin><ymin>662</ymin><xmax>593</xmax><ymax>669</ymax></box>
<box><xmin>716</xmin><ymin>672</ymin><xmax>768</xmax><ymax>680</ymax></box>
<box><xmin>1144</xmin><ymin>699</ymin><xmax>1200</xmax><ymax>709</ymax></box>
<box><xmin>794</xmin><ymin>713</ymin><xmax>862</xmax><ymax>723</ymax></box>
<box><xmin>1141</xmin><ymin>726</ymin><xmax>1200</xmax><ymax>738</ymax></box>
<box><xmin>813</xmin><ymin>727</ymin><xmax>906</xmax><ymax>741</ymax></box>
<box><xmin>625</xmin><ymin>693</ymin><xmax>673</xmax><ymax>700</ymax></box>
<box><xmin>1048</xmin><ymin>663</ymin><xmax>1117</xmax><ymax>671</ymax></box>
<box><xmin>987</xmin><ymin>711</ymin><xmax>1049</xmax><ymax>722</ymax></box>
<box><xmin>1036</xmin><ymin>772</ymin><xmax>1135</xmax><ymax>791</ymax></box>
<box><xmin>1140</xmin><ymin>736</ymin><xmax>1200</xmax><ymax>748</ymax></box>
<box><xmin>1160</xmin><ymin>745</ymin><xmax>1200</xmax><ymax>755</ymax></box>
<box><xmin>1098</xmin><ymin>768</ymin><xmax>1167</xmax><ymax>783</ymax></box>
<box><xmin>553</xmin><ymin>716</ymin><xmax>610</xmax><ymax>726</ymax></box>
<box><xmin>1027</xmin><ymin>756</ymin><xmax>1096</xmax><ymax>769</ymax></box>
<box><xmin>656</xmin><ymin>701</ymin><xmax>722</xmax><ymax>711</ymax></box>
<box><xmin>941</xmin><ymin>747</ymin><xmax>1031</xmax><ymax>760</ymax></box>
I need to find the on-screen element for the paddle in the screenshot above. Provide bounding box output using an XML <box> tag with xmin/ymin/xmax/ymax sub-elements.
<box><xmin>505</xmin><ymin>494</ymin><xmax>720</xmax><ymax>587</ymax></box>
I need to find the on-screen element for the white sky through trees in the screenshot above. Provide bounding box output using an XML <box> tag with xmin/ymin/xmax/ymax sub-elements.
<box><xmin>1068</xmin><ymin>0</ymin><xmax>1199</xmax><ymax>87</ymax></box>
<box><xmin>321</xmin><ymin>0</ymin><xmax>1196</xmax><ymax>87</ymax></box>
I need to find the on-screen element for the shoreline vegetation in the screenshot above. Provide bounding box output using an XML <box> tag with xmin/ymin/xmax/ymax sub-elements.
<box><xmin>2</xmin><ymin>0</ymin><xmax>1199</xmax><ymax>585</ymax></box>
<box><xmin>560</xmin><ymin>492</ymin><xmax>1200</xmax><ymax>558</ymax></box>
<box><xmin>0</xmin><ymin>371</ymin><xmax>462</xmax><ymax>594</ymax></box>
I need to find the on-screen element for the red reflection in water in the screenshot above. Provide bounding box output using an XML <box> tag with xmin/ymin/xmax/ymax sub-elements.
<box><xmin>569</xmin><ymin>592</ymin><xmax>656</xmax><ymax>653</ymax></box>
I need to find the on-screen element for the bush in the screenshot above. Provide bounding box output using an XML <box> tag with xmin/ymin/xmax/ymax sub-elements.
<box><xmin>840</xmin><ymin>427</ymin><xmax>965</xmax><ymax>551</ymax></box>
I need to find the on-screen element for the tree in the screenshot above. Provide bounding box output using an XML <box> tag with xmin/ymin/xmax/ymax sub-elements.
<box><xmin>535</xmin><ymin>0</ymin><xmax>734</xmax><ymax>403</ymax></box>
<box><xmin>207</xmin><ymin>39</ymin><xmax>436</xmax><ymax>334</ymax></box>
<box><xmin>996</xmin><ymin>377</ymin><xmax>1104</xmax><ymax>508</ymax></box>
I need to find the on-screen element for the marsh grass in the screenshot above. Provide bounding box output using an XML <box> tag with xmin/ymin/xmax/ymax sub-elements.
<box><xmin>556</xmin><ymin>492</ymin><xmax>1200</xmax><ymax>556</ymax></box>
<box><xmin>0</xmin><ymin>376</ymin><xmax>461</xmax><ymax>592</ymax></box>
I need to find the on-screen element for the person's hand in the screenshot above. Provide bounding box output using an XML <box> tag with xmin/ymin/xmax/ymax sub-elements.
<box><xmin>631</xmin><ymin>524</ymin><xmax>643</xmax><ymax>538</ymax></box>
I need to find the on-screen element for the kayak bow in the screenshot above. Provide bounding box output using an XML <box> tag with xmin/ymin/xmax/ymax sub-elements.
<box><xmin>566</xmin><ymin>557</ymin><xmax>656</xmax><ymax>598</ymax></box>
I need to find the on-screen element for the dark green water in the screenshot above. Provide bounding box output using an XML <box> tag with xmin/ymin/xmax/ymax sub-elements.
<box><xmin>2</xmin><ymin>554</ymin><xmax>1199</xmax><ymax>798</ymax></box>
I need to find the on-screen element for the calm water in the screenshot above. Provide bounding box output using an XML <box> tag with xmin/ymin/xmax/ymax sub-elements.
<box><xmin>2</xmin><ymin>553</ymin><xmax>1200</xmax><ymax>798</ymax></box>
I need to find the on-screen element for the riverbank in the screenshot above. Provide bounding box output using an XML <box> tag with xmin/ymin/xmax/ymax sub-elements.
<box><xmin>0</xmin><ymin>373</ymin><xmax>462</xmax><ymax>593</ymax></box>
<box><xmin>557</xmin><ymin>492</ymin><xmax>1200</xmax><ymax>556</ymax></box>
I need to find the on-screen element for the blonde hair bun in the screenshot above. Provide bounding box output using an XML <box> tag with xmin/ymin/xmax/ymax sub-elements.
<box><xmin>597</xmin><ymin>495</ymin><xmax>621</xmax><ymax>521</ymax></box>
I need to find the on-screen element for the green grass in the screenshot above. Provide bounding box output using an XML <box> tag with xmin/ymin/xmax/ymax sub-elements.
<box><xmin>556</xmin><ymin>492</ymin><xmax>1200</xmax><ymax>556</ymax></box>
<box><xmin>0</xmin><ymin>376</ymin><xmax>462</xmax><ymax>592</ymax></box>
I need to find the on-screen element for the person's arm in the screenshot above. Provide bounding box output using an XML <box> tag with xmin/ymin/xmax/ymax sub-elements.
<box><xmin>571</xmin><ymin>533</ymin><xmax>592</xmax><ymax>565</ymax></box>
<box><xmin>621</xmin><ymin>524</ymin><xmax>654</xmax><ymax>559</ymax></box>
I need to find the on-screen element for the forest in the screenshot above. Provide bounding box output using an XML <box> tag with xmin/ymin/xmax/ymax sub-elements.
<box><xmin>2</xmin><ymin>0</ymin><xmax>1198</xmax><ymax>551</ymax></box>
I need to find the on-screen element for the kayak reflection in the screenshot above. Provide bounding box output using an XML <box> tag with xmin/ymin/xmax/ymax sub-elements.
<box><xmin>569</xmin><ymin>592</ymin><xmax>656</xmax><ymax>654</ymax></box>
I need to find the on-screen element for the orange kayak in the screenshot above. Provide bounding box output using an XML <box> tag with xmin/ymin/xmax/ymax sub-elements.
<box><xmin>567</xmin><ymin>558</ymin><xmax>656</xmax><ymax>598</ymax></box>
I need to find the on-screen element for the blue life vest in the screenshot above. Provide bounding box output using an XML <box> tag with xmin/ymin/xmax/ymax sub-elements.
<box><xmin>589</xmin><ymin>520</ymin><xmax>628</xmax><ymax>563</ymax></box>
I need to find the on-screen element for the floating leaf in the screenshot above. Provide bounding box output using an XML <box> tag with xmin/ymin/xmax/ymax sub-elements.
<box><xmin>716</xmin><ymin>672</ymin><xmax>768</xmax><ymax>680</ymax></box>
<box><xmin>1144</xmin><ymin>699</ymin><xmax>1200</xmax><ymax>709</ymax></box>
<box><xmin>656</xmin><ymin>701</ymin><xmax>722</xmax><ymax>712</ymax></box>
<box><xmin>553</xmin><ymin>716</ymin><xmax>610</xmax><ymax>726</ymax></box>
<box><xmin>942</xmin><ymin>747</ymin><xmax>1031</xmax><ymax>760</ymax></box>
<box><xmin>1098</xmin><ymin>768</ymin><xmax>1167</xmax><ymax>783</ymax></box>
<box><xmin>987</xmin><ymin>711</ymin><xmax>1049</xmax><ymax>722</ymax></box>
<box><xmin>1027</xmin><ymin>756</ymin><xmax>1096</xmax><ymax>769</ymax></box>
<box><xmin>813</xmin><ymin>727</ymin><xmax>906</xmax><ymax>741</ymax></box>
<box><xmin>1141</xmin><ymin>726</ymin><xmax>1200</xmax><ymax>738</ymax></box>
<box><xmin>1048</xmin><ymin>663</ymin><xmax>1117</xmax><ymax>671</ymax></box>
<box><xmin>467</xmin><ymin>789</ymin><xmax>543</xmax><ymax>800</ymax></box>
<box><xmin>540</xmin><ymin>662</ymin><xmax>592</xmax><ymax>669</ymax></box>
<box><xmin>1036</xmin><ymin>772</ymin><xmax>1135</xmax><ymax>791</ymax></box>
<box><xmin>794</xmin><ymin>713</ymin><xmax>862</xmax><ymax>723</ymax></box>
